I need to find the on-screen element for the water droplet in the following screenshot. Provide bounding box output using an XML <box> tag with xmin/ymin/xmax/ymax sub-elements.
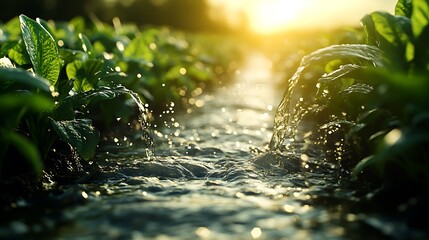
<box><xmin>149</xmin><ymin>42</ymin><xmax>157</xmax><ymax>50</ymax></box>
<box><xmin>116</xmin><ymin>41</ymin><xmax>125</xmax><ymax>52</ymax></box>
<box><xmin>81</xmin><ymin>191</ymin><xmax>89</xmax><ymax>199</ymax></box>
<box><xmin>283</xmin><ymin>204</ymin><xmax>295</xmax><ymax>213</ymax></box>
<box><xmin>195</xmin><ymin>227</ymin><xmax>210</xmax><ymax>238</ymax></box>
<box><xmin>179</xmin><ymin>67</ymin><xmax>187</xmax><ymax>75</ymax></box>
<box><xmin>251</xmin><ymin>227</ymin><xmax>262</xmax><ymax>239</ymax></box>
<box><xmin>384</xmin><ymin>129</ymin><xmax>402</xmax><ymax>145</ymax></box>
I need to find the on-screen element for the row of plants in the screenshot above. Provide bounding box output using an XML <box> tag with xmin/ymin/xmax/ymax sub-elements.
<box><xmin>272</xmin><ymin>0</ymin><xmax>429</xmax><ymax>191</ymax></box>
<box><xmin>0</xmin><ymin>15</ymin><xmax>225</xmax><ymax>187</ymax></box>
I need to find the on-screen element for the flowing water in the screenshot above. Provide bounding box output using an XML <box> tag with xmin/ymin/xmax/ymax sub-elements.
<box><xmin>1</xmin><ymin>53</ymin><xmax>425</xmax><ymax>239</ymax></box>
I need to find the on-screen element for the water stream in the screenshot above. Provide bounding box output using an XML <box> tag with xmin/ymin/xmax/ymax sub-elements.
<box><xmin>1</xmin><ymin>53</ymin><xmax>421</xmax><ymax>239</ymax></box>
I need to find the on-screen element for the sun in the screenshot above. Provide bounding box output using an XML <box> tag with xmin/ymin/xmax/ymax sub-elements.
<box><xmin>248</xmin><ymin>0</ymin><xmax>309</xmax><ymax>34</ymax></box>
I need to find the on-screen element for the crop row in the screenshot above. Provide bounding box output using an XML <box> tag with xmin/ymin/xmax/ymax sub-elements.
<box><xmin>0</xmin><ymin>15</ymin><xmax>227</xmax><ymax>182</ymax></box>
<box><xmin>272</xmin><ymin>0</ymin><xmax>429</xmax><ymax>191</ymax></box>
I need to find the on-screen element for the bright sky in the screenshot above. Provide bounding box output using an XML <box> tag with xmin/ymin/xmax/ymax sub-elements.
<box><xmin>209</xmin><ymin>0</ymin><xmax>398</xmax><ymax>33</ymax></box>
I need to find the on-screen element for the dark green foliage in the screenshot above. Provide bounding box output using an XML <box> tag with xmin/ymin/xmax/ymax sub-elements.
<box><xmin>0</xmin><ymin>14</ymin><xmax>218</xmax><ymax>178</ymax></box>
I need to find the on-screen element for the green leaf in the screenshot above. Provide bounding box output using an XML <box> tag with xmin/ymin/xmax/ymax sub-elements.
<box><xmin>0</xmin><ymin>93</ymin><xmax>53</xmax><ymax>113</ymax></box>
<box><xmin>361</xmin><ymin>12</ymin><xmax>412</xmax><ymax>68</ymax></box>
<box><xmin>50</xmin><ymin>118</ymin><xmax>100</xmax><ymax>160</ymax></box>
<box><xmin>352</xmin><ymin>155</ymin><xmax>377</xmax><ymax>179</ymax></box>
<box><xmin>78</xmin><ymin>33</ymin><xmax>93</xmax><ymax>55</ymax></box>
<box><xmin>1</xmin><ymin>130</ymin><xmax>43</xmax><ymax>175</ymax></box>
<box><xmin>8</xmin><ymin>40</ymin><xmax>32</xmax><ymax>66</ymax></box>
<box><xmin>19</xmin><ymin>14</ymin><xmax>61</xmax><ymax>85</ymax></box>
<box><xmin>0</xmin><ymin>67</ymin><xmax>51</xmax><ymax>92</ymax></box>
<box><xmin>2</xmin><ymin>17</ymin><xmax>22</xmax><ymax>39</ymax></box>
<box><xmin>366</xmin><ymin>12</ymin><xmax>411</xmax><ymax>48</ymax></box>
<box><xmin>53</xmin><ymin>86</ymin><xmax>134</xmax><ymax>120</ymax></box>
<box><xmin>36</xmin><ymin>18</ymin><xmax>58</xmax><ymax>43</ymax></box>
<box><xmin>395</xmin><ymin>0</ymin><xmax>412</xmax><ymax>18</ymax></box>
<box><xmin>69</xmin><ymin>16</ymin><xmax>86</xmax><ymax>33</ymax></box>
<box><xmin>66</xmin><ymin>59</ymin><xmax>103</xmax><ymax>92</ymax></box>
<box><xmin>411</xmin><ymin>0</ymin><xmax>429</xmax><ymax>37</ymax></box>
<box><xmin>123</xmin><ymin>35</ymin><xmax>154</xmax><ymax>62</ymax></box>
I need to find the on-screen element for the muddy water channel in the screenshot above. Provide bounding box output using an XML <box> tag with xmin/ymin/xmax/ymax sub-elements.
<box><xmin>2</xmin><ymin>54</ymin><xmax>424</xmax><ymax>239</ymax></box>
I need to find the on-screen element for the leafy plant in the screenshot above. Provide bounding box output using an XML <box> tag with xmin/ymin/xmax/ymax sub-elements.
<box><xmin>271</xmin><ymin>0</ymin><xmax>429</xmax><ymax>188</ymax></box>
<box><xmin>0</xmin><ymin>15</ymin><xmax>153</xmax><ymax>178</ymax></box>
<box><xmin>1</xmin><ymin>13</ymin><xmax>222</xmax><ymax>179</ymax></box>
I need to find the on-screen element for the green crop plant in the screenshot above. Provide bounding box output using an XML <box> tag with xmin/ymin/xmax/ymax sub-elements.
<box><xmin>272</xmin><ymin>0</ymin><xmax>429</xmax><ymax>189</ymax></box>
<box><xmin>0</xmin><ymin>15</ymin><xmax>151</xmax><ymax>178</ymax></box>
<box><xmin>0</xmin><ymin>13</ymin><xmax>221</xmax><ymax>179</ymax></box>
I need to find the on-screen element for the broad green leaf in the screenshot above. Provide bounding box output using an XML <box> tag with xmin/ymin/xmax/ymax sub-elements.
<box><xmin>0</xmin><ymin>67</ymin><xmax>51</xmax><ymax>92</ymax></box>
<box><xmin>50</xmin><ymin>118</ymin><xmax>100</xmax><ymax>160</ymax></box>
<box><xmin>66</xmin><ymin>59</ymin><xmax>103</xmax><ymax>92</ymax></box>
<box><xmin>353</xmin><ymin>129</ymin><xmax>429</xmax><ymax>179</ymax></box>
<box><xmin>395</xmin><ymin>0</ymin><xmax>412</xmax><ymax>18</ymax></box>
<box><xmin>19</xmin><ymin>14</ymin><xmax>61</xmax><ymax>85</ymax></box>
<box><xmin>2</xmin><ymin>17</ymin><xmax>21</xmax><ymax>39</ymax></box>
<box><xmin>0</xmin><ymin>130</ymin><xmax>43</xmax><ymax>175</ymax></box>
<box><xmin>123</xmin><ymin>35</ymin><xmax>154</xmax><ymax>62</ymax></box>
<box><xmin>366</xmin><ymin>12</ymin><xmax>411</xmax><ymax>47</ymax></box>
<box><xmin>0</xmin><ymin>41</ymin><xmax>18</xmax><ymax>59</ymax></box>
<box><xmin>362</xmin><ymin>12</ymin><xmax>412</xmax><ymax>69</ymax></box>
<box><xmin>69</xmin><ymin>16</ymin><xmax>86</xmax><ymax>33</ymax></box>
<box><xmin>8</xmin><ymin>40</ymin><xmax>32</xmax><ymax>65</ymax></box>
<box><xmin>411</xmin><ymin>0</ymin><xmax>429</xmax><ymax>37</ymax></box>
<box><xmin>36</xmin><ymin>18</ymin><xmax>57</xmax><ymax>43</ymax></box>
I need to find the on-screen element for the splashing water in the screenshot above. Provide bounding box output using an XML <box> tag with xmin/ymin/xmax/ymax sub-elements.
<box><xmin>125</xmin><ymin>88</ymin><xmax>154</xmax><ymax>158</ymax></box>
<box><xmin>269</xmin><ymin>44</ymin><xmax>383</xmax><ymax>151</ymax></box>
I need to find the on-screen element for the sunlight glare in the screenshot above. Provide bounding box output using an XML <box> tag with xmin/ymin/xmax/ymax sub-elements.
<box><xmin>249</xmin><ymin>0</ymin><xmax>309</xmax><ymax>34</ymax></box>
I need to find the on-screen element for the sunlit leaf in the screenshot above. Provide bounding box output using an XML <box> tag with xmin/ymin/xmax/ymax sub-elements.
<box><xmin>395</xmin><ymin>0</ymin><xmax>412</xmax><ymax>18</ymax></box>
<box><xmin>361</xmin><ymin>12</ymin><xmax>412</xmax><ymax>68</ymax></box>
<box><xmin>19</xmin><ymin>14</ymin><xmax>61</xmax><ymax>85</ymax></box>
<box><xmin>66</xmin><ymin>59</ymin><xmax>103</xmax><ymax>92</ymax></box>
<box><xmin>364</xmin><ymin>12</ymin><xmax>411</xmax><ymax>48</ymax></box>
<box><xmin>123</xmin><ymin>34</ymin><xmax>154</xmax><ymax>62</ymax></box>
<box><xmin>2</xmin><ymin>17</ymin><xmax>21</xmax><ymax>39</ymax></box>
<box><xmin>8</xmin><ymin>40</ymin><xmax>31</xmax><ymax>65</ymax></box>
<box><xmin>50</xmin><ymin>118</ymin><xmax>100</xmax><ymax>160</ymax></box>
<box><xmin>411</xmin><ymin>0</ymin><xmax>429</xmax><ymax>37</ymax></box>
